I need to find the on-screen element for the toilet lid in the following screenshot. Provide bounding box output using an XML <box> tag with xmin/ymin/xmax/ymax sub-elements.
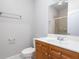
<box><xmin>22</xmin><ymin>47</ymin><xmax>35</xmax><ymax>54</ymax></box>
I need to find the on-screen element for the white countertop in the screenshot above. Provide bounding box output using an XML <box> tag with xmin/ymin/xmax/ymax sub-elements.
<box><xmin>34</xmin><ymin>36</ymin><xmax>79</xmax><ymax>53</ymax></box>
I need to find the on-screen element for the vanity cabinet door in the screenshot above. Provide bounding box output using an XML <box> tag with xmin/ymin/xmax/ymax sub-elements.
<box><xmin>61</xmin><ymin>48</ymin><xmax>79</xmax><ymax>59</ymax></box>
<box><xmin>41</xmin><ymin>41</ymin><xmax>49</xmax><ymax>59</ymax></box>
<box><xmin>49</xmin><ymin>45</ymin><xmax>61</xmax><ymax>59</ymax></box>
<box><xmin>35</xmin><ymin>40</ymin><xmax>43</xmax><ymax>59</ymax></box>
<box><xmin>35</xmin><ymin>40</ymin><xmax>49</xmax><ymax>59</ymax></box>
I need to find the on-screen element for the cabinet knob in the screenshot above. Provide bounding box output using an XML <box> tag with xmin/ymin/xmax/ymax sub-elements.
<box><xmin>49</xmin><ymin>54</ymin><xmax>51</xmax><ymax>57</ymax></box>
<box><xmin>45</xmin><ymin>53</ymin><xmax>48</xmax><ymax>55</ymax></box>
<box><xmin>38</xmin><ymin>44</ymin><xmax>41</xmax><ymax>46</ymax></box>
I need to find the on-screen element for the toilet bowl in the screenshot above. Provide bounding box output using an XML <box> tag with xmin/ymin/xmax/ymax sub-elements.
<box><xmin>20</xmin><ymin>47</ymin><xmax>35</xmax><ymax>59</ymax></box>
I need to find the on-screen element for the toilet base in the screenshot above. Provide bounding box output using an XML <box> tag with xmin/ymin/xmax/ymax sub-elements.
<box><xmin>20</xmin><ymin>54</ymin><xmax>32</xmax><ymax>59</ymax></box>
<box><xmin>20</xmin><ymin>47</ymin><xmax>35</xmax><ymax>59</ymax></box>
<box><xmin>25</xmin><ymin>57</ymin><xmax>32</xmax><ymax>59</ymax></box>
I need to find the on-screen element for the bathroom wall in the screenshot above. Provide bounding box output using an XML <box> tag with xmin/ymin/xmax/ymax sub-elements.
<box><xmin>33</xmin><ymin>0</ymin><xmax>48</xmax><ymax>37</ymax></box>
<box><xmin>68</xmin><ymin>0</ymin><xmax>79</xmax><ymax>36</ymax></box>
<box><xmin>0</xmin><ymin>0</ymin><xmax>34</xmax><ymax>59</ymax></box>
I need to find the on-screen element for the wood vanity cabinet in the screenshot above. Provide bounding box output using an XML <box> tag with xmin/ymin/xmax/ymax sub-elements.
<box><xmin>35</xmin><ymin>40</ymin><xmax>79</xmax><ymax>59</ymax></box>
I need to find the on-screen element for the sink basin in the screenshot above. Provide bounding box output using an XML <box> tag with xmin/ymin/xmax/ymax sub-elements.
<box><xmin>40</xmin><ymin>37</ymin><xmax>79</xmax><ymax>45</ymax></box>
<box><xmin>45</xmin><ymin>38</ymin><xmax>61</xmax><ymax>44</ymax></box>
<box><xmin>40</xmin><ymin>37</ymin><xmax>60</xmax><ymax>44</ymax></box>
<box><xmin>40</xmin><ymin>37</ymin><xmax>57</xmax><ymax>40</ymax></box>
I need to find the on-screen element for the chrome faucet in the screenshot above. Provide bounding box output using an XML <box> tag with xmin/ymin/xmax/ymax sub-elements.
<box><xmin>57</xmin><ymin>36</ymin><xmax>65</xmax><ymax>41</ymax></box>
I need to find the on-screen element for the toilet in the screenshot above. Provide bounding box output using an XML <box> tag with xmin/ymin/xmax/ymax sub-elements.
<box><xmin>20</xmin><ymin>47</ymin><xmax>35</xmax><ymax>59</ymax></box>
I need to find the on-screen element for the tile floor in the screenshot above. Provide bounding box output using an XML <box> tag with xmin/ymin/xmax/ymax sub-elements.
<box><xmin>6</xmin><ymin>54</ymin><xmax>34</xmax><ymax>59</ymax></box>
<box><xmin>6</xmin><ymin>54</ymin><xmax>22</xmax><ymax>59</ymax></box>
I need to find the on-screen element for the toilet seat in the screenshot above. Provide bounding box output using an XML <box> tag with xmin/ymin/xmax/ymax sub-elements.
<box><xmin>21</xmin><ymin>47</ymin><xmax>35</xmax><ymax>54</ymax></box>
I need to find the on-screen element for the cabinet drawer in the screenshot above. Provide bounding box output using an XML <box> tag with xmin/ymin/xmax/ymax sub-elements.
<box><xmin>36</xmin><ymin>40</ymin><xmax>49</xmax><ymax>46</ymax></box>
<box><xmin>49</xmin><ymin>44</ymin><xmax>62</xmax><ymax>53</ymax></box>
<box><xmin>35</xmin><ymin>40</ymin><xmax>42</xmax><ymax>46</ymax></box>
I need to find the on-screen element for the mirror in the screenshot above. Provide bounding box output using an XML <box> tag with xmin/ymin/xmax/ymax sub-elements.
<box><xmin>48</xmin><ymin>0</ymin><xmax>79</xmax><ymax>36</ymax></box>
